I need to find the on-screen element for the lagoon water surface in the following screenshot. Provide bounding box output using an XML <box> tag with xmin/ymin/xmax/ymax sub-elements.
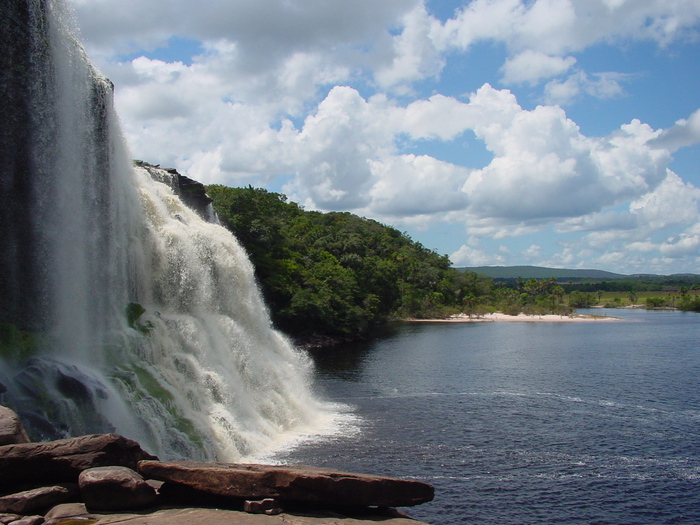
<box><xmin>273</xmin><ymin>309</ymin><xmax>700</xmax><ymax>524</ymax></box>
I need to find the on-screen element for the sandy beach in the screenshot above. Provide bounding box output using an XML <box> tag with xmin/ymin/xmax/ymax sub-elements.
<box><xmin>408</xmin><ymin>312</ymin><xmax>621</xmax><ymax>323</ymax></box>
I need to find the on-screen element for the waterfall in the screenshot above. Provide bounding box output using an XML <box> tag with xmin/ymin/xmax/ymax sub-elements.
<box><xmin>0</xmin><ymin>0</ymin><xmax>331</xmax><ymax>461</ymax></box>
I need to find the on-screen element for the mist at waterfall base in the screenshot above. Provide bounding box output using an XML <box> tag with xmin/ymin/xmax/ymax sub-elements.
<box><xmin>0</xmin><ymin>0</ymin><xmax>342</xmax><ymax>462</ymax></box>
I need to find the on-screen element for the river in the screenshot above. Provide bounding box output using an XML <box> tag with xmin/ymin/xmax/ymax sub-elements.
<box><xmin>272</xmin><ymin>309</ymin><xmax>700</xmax><ymax>524</ymax></box>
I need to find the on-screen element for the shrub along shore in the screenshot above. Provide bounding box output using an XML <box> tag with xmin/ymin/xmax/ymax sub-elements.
<box><xmin>407</xmin><ymin>312</ymin><xmax>621</xmax><ymax>323</ymax></box>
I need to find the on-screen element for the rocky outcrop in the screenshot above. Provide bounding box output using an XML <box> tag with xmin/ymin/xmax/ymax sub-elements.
<box><xmin>243</xmin><ymin>498</ymin><xmax>283</xmax><ymax>515</ymax></box>
<box><xmin>79</xmin><ymin>466</ymin><xmax>157</xmax><ymax>511</ymax></box>
<box><xmin>139</xmin><ymin>460</ymin><xmax>434</xmax><ymax>508</ymax></box>
<box><xmin>173</xmin><ymin>171</ymin><xmax>214</xmax><ymax>218</ymax></box>
<box><xmin>134</xmin><ymin>161</ymin><xmax>215</xmax><ymax>221</ymax></box>
<box><xmin>0</xmin><ymin>406</ymin><xmax>30</xmax><ymax>446</ymax></box>
<box><xmin>0</xmin><ymin>433</ymin><xmax>157</xmax><ymax>486</ymax></box>
<box><xmin>44</xmin><ymin>502</ymin><xmax>89</xmax><ymax>522</ymax></box>
<box><xmin>75</xmin><ymin>507</ymin><xmax>426</xmax><ymax>525</ymax></box>
<box><xmin>0</xmin><ymin>484</ymin><xmax>78</xmax><ymax>515</ymax></box>
<box><xmin>0</xmin><ymin>406</ymin><xmax>433</xmax><ymax>524</ymax></box>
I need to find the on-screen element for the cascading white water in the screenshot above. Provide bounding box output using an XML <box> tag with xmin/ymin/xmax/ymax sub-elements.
<box><xmin>109</xmin><ymin>164</ymin><xmax>330</xmax><ymax>460</ymax></box>
<box><xmin>0</xmin><ymin>0</ymin><xmax>333</xmax><ymax>461</ymax></box>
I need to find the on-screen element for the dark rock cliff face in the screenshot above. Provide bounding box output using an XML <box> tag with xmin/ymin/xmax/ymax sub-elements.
<box><xmin>0</xmin><ymin>0</ymin><xmax>53</xmax><ymax>331</ymax></box>
<box><xmin>173</xmin><ymin>171</ymin><xmax>214</xmax><ymax>219</ymax></box>
<box><xmin>0</xmin><ymin>0</ymin><xmax>211</xmax><ymax>335</ymax></box>
<box><xmin>0</xmin><ymin>0</ymin><xmax>116</xmax><ymax>333</ymax></box>
<box><xmin>134</xmin><ymin>161</ymin><xmax>215</xmax><ymax>221</ymax></box>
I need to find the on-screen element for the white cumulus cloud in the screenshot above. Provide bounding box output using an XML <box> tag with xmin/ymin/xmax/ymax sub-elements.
<box><xmin>451</xmin><ymin>244</ymin><xmax>505</xmax><ymax>266</ymax></box>
<box><xmin>501</xmin><ymin>51</ymin><xmax>577</xmax><ymax>86</ymax></box>
<box><xmin>650</xmin><ymin>108</ymin><xmax>700</xmax><ymax>152</ymax></box>
<box><xmin>461</xmin><ymin>86</ymin><xmax>670</xmax><ymax>224</ymax></box>
<box><xmin>66</xmin><ymin>0</ymin><xmax>700</xmax><ymax>273</ymax></box>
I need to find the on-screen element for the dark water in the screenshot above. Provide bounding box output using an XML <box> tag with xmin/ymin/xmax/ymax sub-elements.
<box><xmin>274</xmin><ymin>309</ymin><xmax>700</xmax><ymax>524</ymax></box>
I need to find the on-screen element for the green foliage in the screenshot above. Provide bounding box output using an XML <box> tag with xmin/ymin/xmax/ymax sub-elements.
<box><xmin>207</xmin><ymin>185</ymin><xmax>479</xmax><ymax>340</ymax></box>
<box><xmin>0</xmin><ymin>323</ymin><xmax>44</xmax><ymax>360</ymax></box>
<box><xmin>205</xmin><ymin>183</ymin><xmax>700</xmax><ymax>343</ymax></box>
<box><xmin>678</xmin><ymin>296</ymin><xmax>700</xmax><ymax>312</ymax></box>
<box><xmin>126</xmin><ymin>302</ymin><xmax>145</xmax><ymax>327</ymax></box>
<box><xmin>568</xmin><ymin>290</ymin><xmax>598</xmax><ymax>308</ymax></box>
<box><xmin>562</xmin><ymin>276</ymin><xmax>700</xmax><ymax>294</ymax></box>
<box><xmin>208</xmin><ymin>185</ymin><xmax>700</xmax><ymax>343</ymax></box>
<box><xmin>466</xmin><ymin>266</ymin><xmax>700</xmax><ymax>291</ymax></box>
<box><xmin>207</xmin><ymin>184</ymin><xmax>607</xmax><ymax>343</ymax></box>
<box><xmin>113</xmin><ymin>365</ymin><xmax>203</xmax><ymax>449</ymax></box>
<box><xmin>464</xmin><ymin>265</ymin><xmax>625</xmax><ymax>280</ymax></box>
<box><xmin>645</xmin><ymin>296</ymin><xmax>669</xmax><ymax>308</ymax></box>
<box><xmin>125</xmin><ymin>302</ymin><xmax>154</xmax><ymax>334</ymax></box>
<box><xmin>604</xmin><ymin>297</ymin><xmax>623</xmax><ymax>308</ymax></box>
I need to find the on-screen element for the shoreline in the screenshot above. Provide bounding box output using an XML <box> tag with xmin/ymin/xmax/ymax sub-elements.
<box><xmin>406</xmin><ymin>312</ymin><xmax>621</xmax><ymax>323</ymax></box>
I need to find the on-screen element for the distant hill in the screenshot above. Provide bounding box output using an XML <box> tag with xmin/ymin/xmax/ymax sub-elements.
<box><xmin>459</xmin><ymin>265</ymin><xmax>627</xmax><ymax>280</ymax></box>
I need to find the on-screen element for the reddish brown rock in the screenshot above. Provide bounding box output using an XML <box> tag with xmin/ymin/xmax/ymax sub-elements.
<box><xmin>6</xmin><ymin>516</ymin><xmax>44</xmax><ymax>525</ymax></box>
<box><xmin>0</xmin><ymin>484</ymin><xmax>78</xmax><ymax>514</ymax></box>
<box><xmin>0</xmin><ymin>406</ymin><xmax>30</xmax><ymax>446</ymax></box>
<box><xmin>90</xmin><ymin>506</ymin><xmax>429</xmax><ymax>524</ymax></box>
<box><xmin>44</xmin><ymin>502</ymin><xmax>89</xmax><ymax>521</ymax></box>
<box><xmin>79</xmin><ymin>466</ymin><xmax>157</xmax><ymax>511</ymax></box>
<box><xmin>0</xmin><ymin>434</ymin><xmax>157</xmax><ymax>486</ymax></box>
<box><xmin>138</xmin><ymin>461</ymin><xmax>434</xmax><ymax>508</ymax></box>
<box><xmin>243</xmin><ymin>498</ymin><xmax>283</xmax><ymax>515</ymax></box>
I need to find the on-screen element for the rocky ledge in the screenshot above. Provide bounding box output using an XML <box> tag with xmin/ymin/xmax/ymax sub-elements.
<box><xmin>0</xmin><ymin>405</ymin><xmax>433</xmax><ymax>525</ymax></box>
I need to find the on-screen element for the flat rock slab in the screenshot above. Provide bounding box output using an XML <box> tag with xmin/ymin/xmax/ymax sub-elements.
<box><xmin>138</xmin><ymin>461</ymin><xmax>434</xmax><ymax>508</ymax></box>
<box><xmin>0</xmin><ymin>434</ymin><xmax>157</xmax><ymax>486</ymax></box>
<box><xmin>7</xmin><ymin>516</ymin><xmax>45</xmax><ymax>525</ymax></box>
<box><xmin>92</xmin><ymin>507</ymin><xmax>429</xmax><ymax>525</ymax></box>
<box><xmin>44</xmin><ymin>502</ymin><xmax>89</xmax><ymax>520</ymax></box>
<box><xmin>0</xmin><ymin>484</ymin><xmax>78</xmax><ymax>514</ymax></box>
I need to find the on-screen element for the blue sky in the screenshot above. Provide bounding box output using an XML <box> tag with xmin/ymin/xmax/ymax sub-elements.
<box><xmin>68</xmin><ymin>0</ymin><xmax>700</xmax><ymax>274</ymax></box>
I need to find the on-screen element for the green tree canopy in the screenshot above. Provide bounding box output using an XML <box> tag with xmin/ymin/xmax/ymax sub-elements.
<box><xmin>207</xmin><ymin>185</ymin><xmax>478</xmax><ymax>343</ymax></box>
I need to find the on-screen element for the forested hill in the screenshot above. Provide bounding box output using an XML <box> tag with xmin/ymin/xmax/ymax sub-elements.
<box><xmin>206</xmin><ymin>185</ymin><xmax>700</xmax><ymax>345</ymax></box>
<box><xmin>462</xmin><ymin>266</ymin><xmax>626</xmax><ymax>280</ymax></box>
<box><xmin>461</xmin><ymin>265</ymin><xmax>700</xmax><ymax>285</ymax></box>
<box><xmin>206</xmin><ymin>185</ymin><xmax>481</xmax><ymax>346</ymax></box>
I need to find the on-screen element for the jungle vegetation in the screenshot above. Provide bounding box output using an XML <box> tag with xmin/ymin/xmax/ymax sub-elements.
<box><xmin>206</xmin><ymin>185</ymin><xmax>700</xmax><ymax>345</ymax></box>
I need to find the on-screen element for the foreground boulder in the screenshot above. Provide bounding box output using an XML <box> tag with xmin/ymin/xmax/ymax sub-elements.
<box><xmin>79</xmin><ymin>466</ymin><xmax>157</xmax><ymax>511</ymax></box>
<box><xmin>0</xmin><ymin>406</ymin><xmax>31</xmax><ymax>446</ymax></box>
<box><xmin>0</xmin><ymin>434</ymin><xmax>157</xmax><ymax>486</ymax></box>
<box><xmin>0</xmin><ymin>407</ymin><xmax>433</xmax><ymax>523</ymax></box>
<box><xmin>0</xmin><ymin>484</ymin><xmax>78</xmax><ymax>514</ymax></box>
<box><xmin>138</xmin><ymin>461</ymin><xmax>434</xmax><ymax>508</ymax></box>
<box><xmin>43</xmin><ymin>502</ymin><xmax>89</xmax><ymax>521</ymax></box>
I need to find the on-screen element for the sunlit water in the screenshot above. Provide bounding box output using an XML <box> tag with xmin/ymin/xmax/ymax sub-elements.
<box><xmin>274</xmin><ymin>309</ymin><xmax>700</xmax><ymax>524</ymax></box>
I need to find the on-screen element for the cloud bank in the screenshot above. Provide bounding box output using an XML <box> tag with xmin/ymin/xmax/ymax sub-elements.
<box><xmin>69</xmin><ymin>0</ymin><xmax>700</xmax><ymax>274</ymax></box>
